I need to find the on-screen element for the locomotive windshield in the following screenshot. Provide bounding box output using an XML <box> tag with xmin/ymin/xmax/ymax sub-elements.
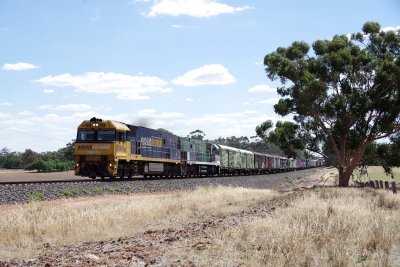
<box><xmin>98</xmin><ymin>130</ymin><xmax>116</xmax><ymax>141</ymax></box>
<box><xmin>77</xmin><ymin>130</ymin><xmax>116</xmax><ymax>141</ymax></box>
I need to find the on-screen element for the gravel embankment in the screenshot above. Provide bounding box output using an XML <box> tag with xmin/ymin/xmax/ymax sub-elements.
<box><xmin>0</xmin><ymin>168</ymin><xmax>325</xmax><ymax>205</ymax></box>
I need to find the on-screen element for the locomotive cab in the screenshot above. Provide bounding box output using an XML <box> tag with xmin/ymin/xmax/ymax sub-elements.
<box><xmin>74</xmin><ymin>117</ymin><xmax>130</xmax><ymax>179</ymax></box>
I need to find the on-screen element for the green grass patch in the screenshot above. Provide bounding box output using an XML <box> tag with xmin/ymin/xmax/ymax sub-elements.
<box><xmin>80</xmin><ymin>188</ymin><xmax>90</xmax><ymax>195</ymax></box>
<box><xmin>284</xmin><ymin>176</ymin><xmax>293</xmax><ymax>184</ymax></box>
<box><xmin>59</xmin><ymin>189</ymin><xmax>79</xmax><ymax>197</ymax></box>
<box><xmin>26</xmin><ymin>192</ymin><xmax>45</xmax><ymax>201</ymax></box>
<box><xmin>93</xmin><ymin>187</ymin><xmax>103</xmax><ymax>195</ymax></box>
<box><xmin>106</xmin><ymin>186</ymin><xmax>118</xmax><ymax>193</ymax></box>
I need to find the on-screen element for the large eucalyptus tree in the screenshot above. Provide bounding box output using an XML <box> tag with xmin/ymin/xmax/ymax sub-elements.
<box><xmin>261</xmin><ymin>22</ymin><xmax>400</xmax><ymax>186</ymax></box>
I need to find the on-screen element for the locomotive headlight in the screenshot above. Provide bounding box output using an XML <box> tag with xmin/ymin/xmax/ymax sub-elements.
<box><xmin>109</xmin><ymin>163</ymin><xmax>112</xmax><ymax>167</ymax></box>
<box><xmin>76</xmin><ymin>163</ymin><xmax>79</xmax><ymax>167</ymax></box>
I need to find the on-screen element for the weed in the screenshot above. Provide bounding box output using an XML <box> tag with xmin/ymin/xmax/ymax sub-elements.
<box><xmin>70</xmin><ymin>189</ymin><xmax>79</xmax><ymax>195</ymax></box>
<box><xmin>80</xmin><ymin>188</ymin><xmax>90</xmax><ymax>195</ymax></box>
<box><xmin>284</xmin><ymin>176</ymin><xmax>293</xmax><ymax>184</ymax></box>
<box><xmin>356</xmin><ymin>255</ymin><xmax>367</xmax><ymax>264</ymax></box>
<box><xmin>93</xmin><ymin>187</ymin><xmax>103</xmax><ymax>195</ymax></box>
<box><xmin>106</xmin><ymin>186</ymin><xmax>118</xmax><ymax>193</ymax></box>
<box><xmin>59</xmin><ymin>189</ymin><xmax>79</xmax><ymax>197</ymax></box>
<box><xmin>283</xmin><ymin>202</ymin><xmax>292</xmax><ymax>208</ymax></box>
<box><xmin>26</xmin><ymin>192</ymin><xmax>45</xmax><ymax>201</ymax></box>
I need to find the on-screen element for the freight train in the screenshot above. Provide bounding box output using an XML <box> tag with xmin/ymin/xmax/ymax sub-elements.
<box><xmin>73</xmin><ymin>118</ymin><xmax>323</xmax><ymax>179</ymax></box>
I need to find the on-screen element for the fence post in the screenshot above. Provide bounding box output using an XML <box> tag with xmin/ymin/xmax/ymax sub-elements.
<box><xmin>369</xmin><ymin>181</ymin><xmax>375</xmax><ymax>188</ymax></box>
<box><xmin>392</xmin><ymin>182</ymin><xmax>397</xmax><ymax>194</ymax></box>
<box><xmin>384</xmin><ymin>181</ymin><xmax>390</xmax><ymax>189</ymax></box>
<box><xmin>375</xmin><ymin>180</ymin><xmax>380</xmax><ymax>188</ymax></box>
<box><xmin>379</xmin><ymin>180</ymin><xmax>384</xmax><ymax>188</ymax></box>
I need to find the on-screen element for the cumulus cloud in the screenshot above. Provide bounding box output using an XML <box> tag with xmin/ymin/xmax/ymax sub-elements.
<box><xmin>185</xmin><ymin>97</ymin><xmax>194</xmax><ymax>102</ymax></box>
<box><xmin>171</xmin><ymin>24</ymin><xmax>196</xmax><ymax>29</ymax></box>
<box><xmin>2</xmin><ymin>62</ymin><xmax>39</xmax><ymax>71</ymax></box>
<box><xmin>172</xmin><ymin>64</ymin><xmax>236</xmax><ymax>87</ymax></box>
<box><xmin>34</xmin><ymin>72</ymin><xmax>172</xmax><ymax>100</ymax></box>
<box><xmin>0</xmin><ymin>102</ymin><xmax>13</xmax><ymax>106</ymax></box>
<box><xmin>136</xmin><ymin>108</ymin><xmax>185</xmax><ymax>119</ymax></box>
<box><xmin>37</xmin><ymin>104</ymin><xmax>93</xmax><ymax>111</ymax></box>
<box><xmin>0</xmin><ymin>112</ymin><xmax>12</xmax><ymax>120</ymax></box>
<box><xmin>144</xmin><ymin>0</ymin><xmax>251</xmax><ymax>18</ymax></box>
<box><xmin>43</xmin><ymin>89</ymin><xmax>54</xmax><ymax>93</ymax></box>
<box><xmin>382</xmin><ymin>25</ymin><xmax>400</xmax><ymax>32</ymax></box>
<box><xmin>248</xmin><ymin>84</ymin><xmax>276</xmax><ymax>93</ymax></box>
<box><xmin>258</xmin><ymin>98</ymin><xmax>280</xmax><ymax>105</ymax></box>
<box><xmin>18</xmin><ymin>110</ymin><xmax>35</xmax><ymax>116</ymax></box>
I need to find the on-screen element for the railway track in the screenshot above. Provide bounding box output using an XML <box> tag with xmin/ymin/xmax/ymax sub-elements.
<box><xmin>0</xmin><ymin>168</ymin><xmax>325</xmax><ymax>206</ymax></box>
<box><xmin>0</xmin><ymin>177</ymin><xmax>147</xmax><ymax>185</ymax></box>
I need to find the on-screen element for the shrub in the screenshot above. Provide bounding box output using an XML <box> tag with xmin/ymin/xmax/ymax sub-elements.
<box><xmin>3</xmin><ymin>156</ymin><xmax>22</xmax><ymax>169</ymax></box>
<box><xmin>25</xmin><ymin>159</ymin><xmax>74</xmax><ymax>172</ymax></box>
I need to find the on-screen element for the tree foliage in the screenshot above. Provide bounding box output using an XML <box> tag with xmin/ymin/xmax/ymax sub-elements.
<box><xmin>262</xmin><ymin>21</ymin><xmax>400</xmax><ymax>186</ymax></box>
<box><xmin>188</xmin><ymin>129</ymin><xmax>206</xmax><ymax>140</ymax></box>
<box><xmin>0</xmin><ymin>142</ymin><xmax>74</xmax><ymax>172</ymax></box>
<box><xmin>211</xmin><ymin>135</ymin><xmax>285</xmax><ymax>156</ymax></box>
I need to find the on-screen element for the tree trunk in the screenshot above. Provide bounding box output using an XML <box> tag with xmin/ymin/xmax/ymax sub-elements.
<box><xmin>338</xmin><ymin>165</ymin><xmax>351</xmax><ymax>187</ymax></box>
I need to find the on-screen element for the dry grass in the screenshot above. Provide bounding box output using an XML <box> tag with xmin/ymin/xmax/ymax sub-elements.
<box><xmin>354</xmin><ymin>166</ymin><xmax>400</xmax><ymax>181</ymax></box>
<box><xmin>0</xmin><ymin>186</ymin><xmax>277</xmax><ymax>260</ymax></box>
<box><xmin>195</xmin><ymin>188</ymin><xmax>400</xmax><ymax>267</ymax></box>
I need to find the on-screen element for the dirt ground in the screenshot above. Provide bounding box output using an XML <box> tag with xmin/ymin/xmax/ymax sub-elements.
<box><xmin>0</xmin><ymin>169</ymin><xmax>85</xmax><ymax>183</ymax></box>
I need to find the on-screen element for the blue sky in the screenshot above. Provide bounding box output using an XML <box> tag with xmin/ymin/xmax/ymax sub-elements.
<box><xmin>0</xmin><ymin>0</ymin><xmax>399</xmax><ymax>152</ymax></box>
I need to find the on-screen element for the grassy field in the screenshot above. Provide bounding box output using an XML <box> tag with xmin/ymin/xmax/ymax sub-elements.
<box><xmin>0</xmin><ymin>186</ymin><xmax>277</xmax><ymax>259</ymax></box>
<box><xmin>354</xmin><ymin>166</ymin><xmax>400</xmax><ymax>181</ymax></box>
<box><xmin>192</xmin><ymin>188</ymin><xmax>400</xmax><ymax>266</ymax></box>
<box><xmin>1</xmin><ymin>185</ymin><xmax>400</xmax><ymax>266</ymax></box>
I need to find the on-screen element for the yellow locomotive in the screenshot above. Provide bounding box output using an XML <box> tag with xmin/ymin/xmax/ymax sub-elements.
<box><xmin>74</xmin><ymin>117</ymin><xmax>183</xmax><ymax>179</ymax></box>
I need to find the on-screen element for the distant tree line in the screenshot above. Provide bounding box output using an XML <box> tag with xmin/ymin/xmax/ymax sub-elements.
<box><xmin>0</xmin><ymin>142</ymin><xmax>74</xmax><ymax>172</ymax></box>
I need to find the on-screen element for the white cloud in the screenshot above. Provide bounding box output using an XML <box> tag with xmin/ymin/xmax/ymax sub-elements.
<box><xmin>258</xmin><ymin>98</ymin><xmax>280</xmax><ymax>105</ymax></box>
<box><xmin>43</xmin><ymin>89</ymin><xmax>54</xmax><ymax>93</ymax></box>
<box><xmin>171</xmin><ymin>24</ymin><xmax>196</xmax><ymax>29</ymax></box>
<box><xmin>144</xmin><ymin>0</ymin><xmax>251</xmax><ymax>18</ymax></box>
<box><xmin>185</xmin><ymin>97</ymin><xmax>194</xmax><ymax>102</ymax></box>
<box><xmin>248</xmin><ymin>84</ymin><xmax>276</xmax><ymax>93</ymax></box>
<box><xmin>0</xmin><ymin>102</ymin><xmax>13</xmax><ymax>106</ymax></box>
<box><xmin>172</xmin><ymin>64</ymin><xmax>236</xmax><ymax>87</ymax></box>
<box><xmin>34</xmin><ymin>72</ymin><xmax>172</xmax><ymax>100</ymax></box>
<box><xmin>37</xmin><ymin>104</ymin><xmax>93</xmax><ymax>111</ymax></box>
<box><xmin>0</xmin><ymin>112</ymin><xmax>12</xmax><ymax>120</ymax></box>
<box><xmin>19</xmin><ymin>110</ymin><xmax>35</xmax><ymax>116</ymax></box>
<box><xmin>136</xmin><ymin>108</ymin><xmax>184</xmax><ymax>119</ymax></box>
<box><xmin>2</xmin><ymin>62</ymin><xmax>39</xmax><ymax>71</ymax></box>
<box><xmin>382</xmin><ymin>26</ymin><xmax>400</xmax><ymax>32</ymax></box>
<box><xmin>254</xmin><ymin>61</ymin><xmax>263</xmax><ymax>65</ymax></box>
<box><xmin>243</xmin><ymin>101</ymin><xmax>249</xmax><ymax>105</ymax></box>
